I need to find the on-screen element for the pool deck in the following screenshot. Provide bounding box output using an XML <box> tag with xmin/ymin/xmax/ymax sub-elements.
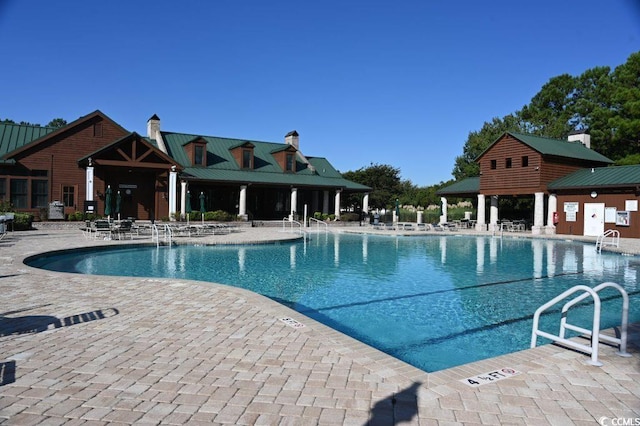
<box><xmin>0</xmin><ymin>225</ymin><xmax>638</xmax><ymax>425</ymax></box>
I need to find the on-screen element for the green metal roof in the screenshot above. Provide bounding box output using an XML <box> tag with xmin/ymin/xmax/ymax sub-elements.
<box><xmin>436</xmin><ymin>177</ymin><xmax>479</xmax><ymax>196</ymax></box>
<box><xmin>162</xmin><ymin>131</ymin><xmax>370</xmax><ymax>191</ymax></box>
<box><xmin>548</xmin><ymin>165</ymin><xmax>640</xmax><ymax>190</ymax></box>
<box><xmin>478</xmin><ymin>132</ymin><xmax>613</xmax><ymax>164</ymax></box>
<box><xmin>0</xmin><ymin>122</ymin><xmax>56</xmax><ymax>163</ymax></box>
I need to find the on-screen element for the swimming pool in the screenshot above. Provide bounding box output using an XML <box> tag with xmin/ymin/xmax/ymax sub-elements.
<box><xmin>27</xmin><ymin>233</ymin><xmax>640</xmax><ymax>372</ymax></box>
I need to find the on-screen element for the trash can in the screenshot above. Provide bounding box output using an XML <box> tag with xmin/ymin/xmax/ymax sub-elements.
<box><xmin>48</xmin><ymin>201</ymin><xmax>65</xmax><ymax>220</ymax></box>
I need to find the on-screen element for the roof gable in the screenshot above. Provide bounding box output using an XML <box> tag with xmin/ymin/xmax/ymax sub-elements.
<box><xmin>78</xmin><ymin>132</ymin><xmax>179</xmax><ymax>170</ymax></box>
<box><xmin>1</xmin><ymin>110</ymin><xmax>128</xmax><ymax>160</ymax></box>
<box><xmin>477</xmin><ymin>132</ymin><xmax>613</xmax><ymax>164</ymax></box>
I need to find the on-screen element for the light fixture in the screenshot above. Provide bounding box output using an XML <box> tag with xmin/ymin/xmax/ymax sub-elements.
<box><xmin>590</xmin><ymin>191</ymin><xmax>598</xmax><ymax>198</ymax></box>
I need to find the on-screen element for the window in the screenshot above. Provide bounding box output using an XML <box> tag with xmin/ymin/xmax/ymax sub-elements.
<box><xmin>31</xmin><ymin>180</ymin><xmax>48</xmax><ymax>208</ymax></box>
<box><xmin>286</xmin><ymin>153</ymin><xmax>295</xmax><ymax>172</ymax></box>
<box><xmin>93</xmin><ymin>123</ymin><xmax>103</xmax><ymax>137</ymax></box>
<box><xmin>490</xmin><ymin>159</ymin><xmax>497</xmax><ymax>170</ymax></box>
<box><xmin>63</xmin><ymin>186</ymin><xmax>75</xmax><ymax>207</ymax></box>
<box><xmin>194</xmin><ymin>145</ymin><xmax>204</xmax><ymax>166</ymax></box>
<box><xmin>10</xmin><ymin>179</ymin><xmax>28</xmax><ymax>208</ymax></box>
<box><xmin>505</xmin><ymin>158</ymin><xmax>512</xmax><ymax>169</ymax></box>
<box><xmin>522</xmin><ymin>156</ymin><xmax>529</xmax><ymax>167</ymax></box>
<box><xmin>0</xmin><ymin>178</ymin><xmax>5</xmax><ymax>201</ymax></box>
<box><xmin>242</xmin><ymin>149</ymin><xmax>252</xmax><ymax>169</ymax></box>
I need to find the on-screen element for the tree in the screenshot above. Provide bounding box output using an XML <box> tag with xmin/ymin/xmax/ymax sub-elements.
<box><xmin>342</xmin><ymin>163</ymin><xmax>403</xmax><ymax>210</ymax></box>
<box><xmin>47</xmin><ymin>118</ymin><xmax>67</xmax><ymax>129</ymax></box>
<box><xmin>452</xmin><ymin>114</ymin><xmax>524</xmax><ymax>179</ymax></box>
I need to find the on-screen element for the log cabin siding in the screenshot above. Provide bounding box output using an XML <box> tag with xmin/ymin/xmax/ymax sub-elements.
<box><xmin>479</xmin><ymin>136</ymin><xmax>543</xmax><ymax>194</ymax></box>
<box><xmin>4</xmin><ymin>116</ymin><xmax>128</xmax><ymax>217</ymax></box>
<box><xmin>556</xmin><ymin>191</ymin><xmax>640</xmax><ymax>238</ymax></box>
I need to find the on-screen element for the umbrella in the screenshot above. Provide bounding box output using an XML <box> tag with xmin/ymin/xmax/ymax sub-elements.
<box><xmin>115</xmin><ymin>190</ymin><xmax>122</xmax><ymax>221</ymax></box>
<box><xmin>395</xmin><ymin>198</ymin><xmax>400</xmax><ymax>220</ymax></box>
<box><xmin>104</xmin><ymin>185</ymin><xmax>112</xmax><ymax>219</ymax></box>
<box><xmin>199</xmin><ymin>192</ymin><xmax>205</xmax><ymax>224</ymax></box>
<box><xmin>185</xmin><ymin>191</ymin><xmax>192</xmax><ymax>225</ymax></box>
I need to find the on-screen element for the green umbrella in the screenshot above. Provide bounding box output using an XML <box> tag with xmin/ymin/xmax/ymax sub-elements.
<box><xmin>104</xmin><ymin>186</ymin><xmax>112</xmax><ymax>218</ymax></box>
<box><xmin>185</xmin><ymin>191</ymin><xmax>192</xmax><ymax>224</ymax></box>
<box><xmin>395</xmin><ymin>198</ymin><xmax>400</xmax><ymax>220</ymax></box>
<box><xmin>115</xmin><ymin>190</ymin><xmax>122</xmax><ymax>221</ymax></box>
<box><xmin>199</xmin><ymin>192</ymin><xmax>206</xmax><ymax>224</ymax></box>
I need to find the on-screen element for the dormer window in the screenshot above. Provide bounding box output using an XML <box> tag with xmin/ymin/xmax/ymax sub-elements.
<box><xmin>286</xmin><ymin>153</ymin><xmax>295</xmax><ymax>172</ymax></box>
<box><xmin>194</xmin><ymin>145</ymin><xmax>205</xmax><ymax>166</ymax></box>
<box><xmin>242</xmin><ymin>149</ymin><xmax>253</xmax><ymax>169</ymax></box>
<box><xmin>182</xmin><ymin>137</ymin><xmax>208</xmax><ymax>167</ymax></box>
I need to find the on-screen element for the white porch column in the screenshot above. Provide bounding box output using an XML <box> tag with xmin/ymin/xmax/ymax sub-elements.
<box><xmin>290</xmin><ymin>187</ymin><xmax>298</xmax><ymax>220</ymax></box>
<box><xmin>417</xmin><ymin>210</ymin><xmax>423</xmax><ymax>224</ymax></box>
<box><xmin>334</xmin><ymin>189</ymin><xmax>341</xmax><ymax>219</ymax></box>
<box><xmin>180</xmin><ymin>180</ymin><xmax>187</xmax><ymax>219</ymax></box>
<box><xmin>440</xmin><ymin>197</ymin><xmax>448</xmax><ymax>224</ymax></box>
<box><xmin>168</xmin><ymin>166</ymin><xmax>177</xmax><ymax>221</ymax></box>
<box><xmin>476</xmin><ymin>194</ymin><xmax>486</xmax><ymax>231</ymax></box>
<box><xmin>489</xmin><ymin>195</ymin><xmax>499</xmax><ymax>231</ymax></box>
<box><xmin>532</xmin><ymin>192</ymin><xmax>545</xmax><ymax>235</ymax></box>
<box><xmin>239</xmin><ymin>185</ymin><xmax>247</xmax><ymax>220</ymax></box>
<box><xmin>545</xmin><ymin>193</ymin><xmax>557</xmax><ymax>235</ymax></box>
<box><xmin>85</xmin><ymin>164</ymin><xmax>94</xmax><ymax>201</ymax></box>
<box><xmin>362</xmin><ymin>193</ymin><xmax>369</xmax><ymax>215</ymax></box>
<box><xmin>323</xmin><ymin>190</ymin><xmax>329</xmax><ymax>214</ymax></box>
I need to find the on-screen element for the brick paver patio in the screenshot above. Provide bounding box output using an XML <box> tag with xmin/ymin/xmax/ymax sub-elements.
<box><xmin>0</xmin><ymin>226</ymin><xmax>638</xmax><ymax>425</ymax></box>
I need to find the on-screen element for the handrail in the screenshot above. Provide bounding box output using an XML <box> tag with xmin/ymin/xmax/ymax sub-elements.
<box><xmin>151</xmin><ymin>223</ymin><xmax>160</xmax><ymax>247</ymax></box>
<box><xmin>281</xmin><ymin>217</ymin><xmax>304</xmax><ymax>234</ymax></box>
<box><xmin>308</xmin><ymin>217</ymin><xmax>328</xmax><ymax>233</ymax></box>
<box><xmin>164</xmin><ymin>224</ymin><xmax>173</xmax><ymax>246</ymax></box>
<box><xmin>596</xmin><ymin>229</ymin><xmax>620</xmax><ymax>253</ymax></box>
<box><xmin>531</xmin><ymin>282</ymin><xmax>630</xmax><ymax>366</ymax></box>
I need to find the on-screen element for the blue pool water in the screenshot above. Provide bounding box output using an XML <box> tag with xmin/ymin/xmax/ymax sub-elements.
<box><xmin>28</xmin><ymin>234</ymin><xmax>640</xmax><ymax>372</ymax></box>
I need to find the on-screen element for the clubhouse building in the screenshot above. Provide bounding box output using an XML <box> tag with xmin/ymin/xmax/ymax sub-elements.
<box><xmin>0</xmin><ymin>110</ymin><xmax>370</xmax><ymax>222</ymax></box>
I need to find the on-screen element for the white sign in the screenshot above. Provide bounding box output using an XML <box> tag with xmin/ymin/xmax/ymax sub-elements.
<box><xmin>625</xmin><ymin>200</ymin><xmax>638</xmax><ymax>212</ymax></box>
<box><xmin>461</xmin><ymin>368</ymin><xmax>521</xmax><ymax>387</ymax></box>
<box><xmin>566</xmin><ymin>211</ymin><xmax>576</xmax><ymax>222</ymax></box>
<box><xmin>564</xmin><ymin>202</ymin><xmax>579</xmax><ymax>213</ymax></box>
<box><xmin>605</xmin><ymin>207</ymin><xmax>617</xmax><ymax>223</ymax></box>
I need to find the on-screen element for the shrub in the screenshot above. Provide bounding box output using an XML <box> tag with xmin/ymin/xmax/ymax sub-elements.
<box><xmin>340</xmin><ymin>212</ymin><xmax>360</xmax><ymax>222</ymax></box>
<box><xmin>13</xmin><ymin>213</ymin><xmax>33</xmax><ymax>230</ymax></box>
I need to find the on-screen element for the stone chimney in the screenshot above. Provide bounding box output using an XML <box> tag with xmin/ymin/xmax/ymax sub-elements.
<box><xmin>146</xmin><ymin>114</ymin><xmax>168</xmax><ymax>153</ymax></box>
<box><xmin>147</xmin><ymin>114</ymin><xmax>160</xmax><ymax>139</ymax></box>
<box><xmin>568</xmin><ymin>130</ymin><xmax>590</xmax><ymax>149</ymax></box>
<box><xmin>285</xmin><ymin>130</ymin><xmax>299</xmax><ymax>150</ymax></box>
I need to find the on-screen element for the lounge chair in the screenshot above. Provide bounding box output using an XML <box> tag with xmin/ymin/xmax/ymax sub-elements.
<box><xmin>113</xmin><ymin>220</ymin><xmax>133</xmax><ymax>240</ymax></box>
<box><xmin>94</xmin><ymin>220</ymin><xmax>112</xmax><ymax>240</ymax></box>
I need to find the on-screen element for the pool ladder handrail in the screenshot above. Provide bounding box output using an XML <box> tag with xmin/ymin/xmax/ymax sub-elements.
<box><xmin>151</xmin><ymin>223</ymin><xmax>173</xmax><ymax>247</ymax></box>
<box><xmin>308</xmin><ymin>217</ymin><xmax>329</xmax><ymax>233</ymax></box>
<box><xmin>531</xmin><ymin>282</ymin><xmax>630</xmax><ymax>366</ymax></box>
<box><xmin>596</xmin><ymin>229</ymin><xmax>620</xmax><ymax>253</ymax></box>
<box><xmin>282</xmin><ymin>217</ymin><xmax>304</xmax><ymax>234</ymax></box>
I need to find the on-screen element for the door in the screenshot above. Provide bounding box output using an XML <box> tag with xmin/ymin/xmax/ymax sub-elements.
<box><xmin>583</xmin><ymin>203</ymin><xmax>605</xmax><ymax>236</ymax></box>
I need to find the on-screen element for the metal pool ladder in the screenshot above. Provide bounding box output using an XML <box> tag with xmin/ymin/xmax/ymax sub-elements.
<box><xmin>596</xmin><ymin>229</ymin><xmax>620</xmax><ymax>253</ymax></box>
<box><xmin>531</xmin><ymin>282</ymin><xmax>631</xmax><ymax>366</ymax></box>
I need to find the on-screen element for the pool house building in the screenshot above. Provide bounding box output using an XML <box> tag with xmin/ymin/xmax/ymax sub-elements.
<box><xmin>0</xmin><ymin>110</ymin><xmax>370</xmax><ymax>222</ymax></box>
<box><xmin>438</xmin><ymin>131</ymin><xmax>640</xmax><ymax>238</ymax></box>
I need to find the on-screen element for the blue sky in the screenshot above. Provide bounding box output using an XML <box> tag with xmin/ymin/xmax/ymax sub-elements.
<box><xmin>1</xmin><ymin>1</ymin><xmax>638</xmax><ymax>186</ymax></box>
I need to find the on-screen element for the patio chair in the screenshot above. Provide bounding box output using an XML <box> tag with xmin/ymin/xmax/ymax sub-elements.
<box><xmin>113</xmin><ymin>220</ymin><xmax>133</xmax><ymax>240</ymax></box>
<box><xmin>94</xmin><ymin>220</ymin><xmax>112</xmax><ymax>240</ymax></box>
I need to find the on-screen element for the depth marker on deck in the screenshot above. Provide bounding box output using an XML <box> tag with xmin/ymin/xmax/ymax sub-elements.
<box><xmin>461</xmin><ymin>368</ymin><xmax>521</xmax><ymax>387</ymax></box>
<box><xmin>280</xmin><ymin>317</ymin><xmax>306</xmax><ymax>329</ymax></box>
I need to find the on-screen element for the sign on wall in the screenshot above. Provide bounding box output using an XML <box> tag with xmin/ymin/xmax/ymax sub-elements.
<box><xmin>625</xmin><ymin>200</ymin><xmax>638</xmax><ymax>212</ymax></box>
<box><xmin>564</xmin><ymin>202</ymin><xmax>579</xmax><ymax>222</ymax></box>
<box><xmin>605</xmin><ymin>207</ymin><xmax>617</xmax><ymax>223</ymax></box>
<box><xmin>616</xmin><ymin>211</ymin><xmax>630</xmax><ymax>226</ymax></box>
